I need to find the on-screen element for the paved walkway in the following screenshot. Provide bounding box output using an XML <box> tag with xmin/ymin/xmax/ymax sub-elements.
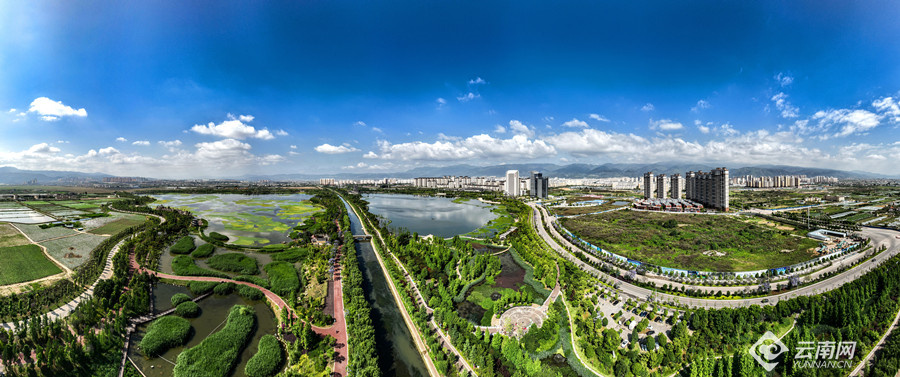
<box><xmin>478</xmin><ymin>263</ymin><xmax>561</xmax><ymax>336</ymax></box>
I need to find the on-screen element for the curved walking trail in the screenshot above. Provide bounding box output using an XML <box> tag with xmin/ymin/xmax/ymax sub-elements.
<box><xmin>477</xmin><ymin>263</ymin><xmax>561</xmax><ymax>336</ymax></box>
<box><xmin>529</xmin><ymin>203</ymin><xmax>900</xmax><ymax>308</ymax></box>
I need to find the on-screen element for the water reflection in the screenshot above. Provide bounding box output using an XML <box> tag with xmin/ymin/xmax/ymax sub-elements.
<box><xmin>363</xmin><ymin>194</ymin><xmax>498</xmax><ymax>238</ymax></box>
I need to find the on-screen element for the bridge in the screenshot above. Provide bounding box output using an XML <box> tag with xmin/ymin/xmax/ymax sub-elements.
<box><xmin>353</xmin><ymin>234</ymin><xmax>372</xmax><ymax>241</ymax></box>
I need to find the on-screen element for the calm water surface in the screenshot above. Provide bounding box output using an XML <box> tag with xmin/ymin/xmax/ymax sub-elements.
<box><xmin>363</xmin><ymin>194</ymin><xmax>498</xmax><ymax>238</ymax></box>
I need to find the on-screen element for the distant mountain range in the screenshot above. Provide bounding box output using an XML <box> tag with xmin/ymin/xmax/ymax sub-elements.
<box><xmin>0</xmin><ymin>166</ymin><xmax>112</xmax><ymax>185</ymax></box>
<box><xmin>0</xmin><ymin>163</ymin><xmax>892</xmax><ymax>185</ymax></box>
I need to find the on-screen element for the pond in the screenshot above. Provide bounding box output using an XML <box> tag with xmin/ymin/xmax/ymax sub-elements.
<box><xmin>128</xmin><ymin>283</ymin><xmax>278</xmax><ymax>377</ymax></box>
<box><xmin>150</xmin><ymin>193</ymin><xmax>321</xmax><ymax>247</ymax></box>
<box><xmin>363</xmin><ymin>194</ymin><xmax>499</xmax><ymax>238</ymax></box>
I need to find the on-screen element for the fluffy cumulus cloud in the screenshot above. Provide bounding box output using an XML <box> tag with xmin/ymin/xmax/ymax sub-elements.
<box><xmin>314</xmin><ymin>143</ymin><xmax>360</xmax><ymax>154</ymax></box>
<box><xmin>873</xmin><ymin>96</ymin><xmax>900</xmax><ymax>124</ymax></box>
<box><xmin>116</xmin><ymin>137</ymin><xmax>127</xmax><ymax>142</ymax></box>
<box><xmin>771</xmin><ymin>92</ymin><xmax>799</xmax><ymax>118</ymax></box>
<box><xmin>364</xmin><ymin>134</ymin><xmax>555</xmax><ymax>161</ymax></box>
<box><xmin>457</xmin><ymin>92</ymin><xmax>479</xmax><ymax>102</ymax></box>
<box><xmin>650</xmin><ymin>118</ymin><xmax>684</xmax><ymax>131</ymax></box>
<box><xmin>562</xmin><ymin>118</ymin><xmax>589</xmax><ymax>128</ymax></box>
<box><xmin>28</xmin><ymin>97</ymin><xmax>87</xmax><ymax>121</ymax></box>
<box><xmin>493</xmin><ymin>125</ymin><xmax>507</xmax><ymax>134</ymax></box>
<box><xmin>190</xmin><ymin>114</ymin><xmax>275</xmax><ymax>140</ymax></box>
<box><xmin>811</xmin><ymin>109</ymin><xmax>881</xmax><ymax>138</ymax></box>
<box><xmin>508</xmin><ymin>120</ymin><xmax>535</xmax><ymax>137</ymax></box>
<box><xmin>132</xmin><ymin>140</ymin><xmax>150</xmax><ymax>146</ymax></box>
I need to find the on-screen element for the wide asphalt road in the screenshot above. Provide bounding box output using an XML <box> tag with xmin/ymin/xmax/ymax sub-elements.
<box><xmin>529</xmin><ymin>203</ymin><xmax>900</xmax><ymax>308</ymax></box>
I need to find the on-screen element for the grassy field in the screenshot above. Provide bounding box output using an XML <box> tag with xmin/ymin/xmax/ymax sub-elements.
<box><xmin>174</xmin><ymin>305</ymin><xmax>257</xmax><ymax>377</ymax></box>
<box><xmin>16</xmin><ymin>224</ymin><xmax>78</xmax><ymax>242</ymax></box>
<box><xmin>0</xmin><ymin>223</ymin><xmax>30</xmax><ymax>247</ymax></box>
<box><xmin>561</xmin><ymin>210</ymin><xmax>822</xmax><ymax>272</ymax></box>
<box><xmin>87</xmin><ymin>213</ymin><xmax>146</xmax><ymax>235</ymax></box>
<box><xmin>40</xmin><ymin>233</ymin><xmax>107</xmax><ymax>270</ymax></box>
<box><xmin>0</xmin><ymin>244</ymin><xmax>63</xmax><ymax>285</ymax></box>
<box><xmin>207</xmin><ymin>253</ymin><xmax>259</xmax><ymax>275</ymax></box>
<box><xmin>550</xmin><ymin>202</ymin><xmax>629</xmax><ymax>217</ymax></box>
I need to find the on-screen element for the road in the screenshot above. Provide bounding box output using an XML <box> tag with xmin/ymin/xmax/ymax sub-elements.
<box><xmin>529</xmin><ymin>203</ymin><xmax>900</xmax><ymax>308</ymax></box>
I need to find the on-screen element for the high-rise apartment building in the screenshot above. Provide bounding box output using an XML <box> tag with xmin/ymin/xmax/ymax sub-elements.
<box><xmin>656</xmin><ymin>174</ymin><xmax>669</xmax><ymax>199</ymax></box>
<box><xmin>670</xmin><ymin>174</ymin><xmax>683</xmax><ymax>199</ymax></box>
<box><xmin>505</xmin><ymin>170</ymin><xmax>520</xmax><ymax>196</ymax></box>
<box><xmin>529</xmin><ymin>171</ymin><xmax>549</xmax><ymax>199</ymax></box>
<box><xmin>684</xmin><ymin>167</ymin><xmax>729</xmax><ymax>210</ymax></box>
<box><xmin>643</xmin><ymin>172</ymin><xmax>655</xmax><ymax>199</ymax></box>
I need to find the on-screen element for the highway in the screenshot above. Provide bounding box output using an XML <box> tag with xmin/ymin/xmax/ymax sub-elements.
<box><xmin>528</xmin><ymin>203</ymin><xmax>900</xmax><ymax>308</ymax></box>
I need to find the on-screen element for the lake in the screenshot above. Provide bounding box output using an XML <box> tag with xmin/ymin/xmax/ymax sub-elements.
<box><xmin>363</xmin><ymin>194</ymin><xmax>498</xmax><ymax>238</ymax></box>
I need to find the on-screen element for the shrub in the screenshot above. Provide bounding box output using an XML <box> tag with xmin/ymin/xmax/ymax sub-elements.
<box><xmin>270</xmin><ymin>248</ymin><xmax>309</xmax><ymax>263</ymax></box>
<box><xmin>140</xmin><ymin>316</ymin><xmax>193</xmax><ymax>357</ymax></box>
<box><xmin>174</xmin><ymin>305</ymin><xmax>257</xmax><ymax>377</ymax></box>
<box><xmin>214</xmin><ymin>282</ymin><xmax>237</xmax><ymax>295</ymax></box>
<box><xmin>208</xmin><ymin>253</ymin><xmax>259</xmax><ymax>275</ymax></box>
<box><xmin>260</xmin><ymin>244</ymin><xmax>288</xmax><ymax>253</ymax></box>
<box><xmin>175</xmin><ymin>301</ymin><xmax>201</xmax><ymax>318</ymax></box>
<box><xmin>188</xmin><ymin>281</ymin><xmax>218</xmax><ymax>295</ymax></box>
<box><xmin>191</xmin><ymin>243</ymin><xmax>216</xmax><ymax>258</ymax></box>
<box><xmin>209</xmin><ymin>232</ymin><xmax>229</xmax><ymax>242</ymax></box>
<box><xmin>245</xmin><ymin>334</ymin><xmax>284</xmax><ymax>377</ymax></box>
<box><xmin>171</xmin><ymin>293</ymin><xmax>192</xmax><ymax>307</ymax></box>
<box><xmin>264</xmin><ymin>262</ymin><xmax>300</xmax><ymax>297</ymax></box>
<box><xmin>235</xmin><ymin>275</ymin><xmax>271</xmax><ymax>289</ymax></box>
<box><xmin>170</xmin><ymin>236</ymin><xmax>196</xmax><ymax>255</ymax></box>
<box><xmin>238</xmin><ymin>285</ymin><xmax>265</xmax><ymax>301</ymax></box>
<box><xmin>172</xmin><ymin>255</ymin><xmax>229</xmax><ymax>278</ymax></box>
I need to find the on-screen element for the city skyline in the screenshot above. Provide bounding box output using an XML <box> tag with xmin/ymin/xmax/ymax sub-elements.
<box><xmin>2</xmin><ymin>1</ymin><xmax>900</xmax><ymax>178</ymax></box>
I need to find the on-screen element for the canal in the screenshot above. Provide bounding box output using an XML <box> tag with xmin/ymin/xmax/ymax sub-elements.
<box><xmin>342</xmin><ymin>199</ymin><xmax>429</xmax><ymax>377</ymax></box>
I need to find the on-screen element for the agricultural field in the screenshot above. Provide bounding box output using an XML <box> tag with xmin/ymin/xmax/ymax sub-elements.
<box><xmin>549</xmin><ymin>201</ymin><xmax>631</xmax><ymax>217</ymax></box>
<box><xmin>0</xmin><ymin>202</ymin><xmax>54</xmax><ymax>224</ymax></box>
<box><xmin>729</xmin><ymin>189</ymin><xmax>817</xmax><ymax>210</ymax></box>
<box><xmin>16</xmin><ymin>223</ymin><xmax>78</xmax><ymax>242</ymax></box>
<box><xmin>85</xmin><ymin>212</ymin><xmax>147</xmax><ymax>235</ymax></box>
<box><xmin>561</xmin><ymin>210</ymin><xmax>822</xmax><ymax>272</ymax></box>
<box><xmin>39</xmin><ymin>233</ymin><xmax>108</xmax><ymax>270</ymax></box>
<box><xmin>0</xmin><ymin>244</ymin><xmax>63</xmax><ymax>285</ymax></box>
<box><xmin>0</xmin><ymin>223</ymin><xmax>30</xmax><ymax>247</ymax></box>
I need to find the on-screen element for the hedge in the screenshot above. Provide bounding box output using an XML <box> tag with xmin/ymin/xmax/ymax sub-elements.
<box><xmin>191</xmin><ymin>243</ymin><xmax>216</xmax><ymax>258</ymax></box>
<box><xmin>264</xmin><ymin>261</ymin><xmax>300</xmax><ymax>297</ymax></box>
<box><xmin>174</xmin><ymin>305</ymin><xmax>257</xmax><ymax>377</ymax></box>
<box><xmin>171</xmin><ymin>293</ymin><xmax>192</xmax><ymax>307</ymax></box>
<box><xmin>214</xmin><ymin>282</ymin><xmax>237</xmax><ymax>295</ymax></box>
<box><xmin>175</xmin><ymin>301</ymin><xmax>201</xmax><ymax>318</ymax></box>
<box><xmin>170</xmin><ymin>236</ymin><xmax>196</xmax><ymax>255</ymax></box>
<box><xmin>270</xmin><ymin>248</ymin><xmax>309</xmax><ymax>263</ymax></box>
<box><xmin>245</xmin><ymin>334</ymin><xmax>284</xmax><ymax>377</ymax></box>
<box><xmin>140</xmin><ymin>316</ymin><xmax>193</xmax><ymax>357</ymax></box>
<box><xmin>238</xmin><ymin>285</ymin><xmax>265</xmax><ymax>301</ymax></box>
<box><xmin>208</xmin><ymin>253</ymin><xmax>259</xmax><ymax>275</ymax></box>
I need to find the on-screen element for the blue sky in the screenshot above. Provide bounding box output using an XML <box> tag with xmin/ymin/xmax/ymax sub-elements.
<box><xmin>2</xmin><ymin>1</ymin><xmax>900</xmax><ymax>178</ymax></box>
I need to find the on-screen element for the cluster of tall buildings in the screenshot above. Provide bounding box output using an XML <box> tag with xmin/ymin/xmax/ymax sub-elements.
<box><xmin>741</xmin><ymin>175</ymin><xmax>801</xmax><ymax>188</ymax></box>
<box><xmin>503</xmin><ymin>170</ymin><xmax>548</xmax><ymax>198</ymax></box>
<box><xmin>644</xmin><ymin>168</ymin><xmax>729</xmax><ymax>211</ymax></box>
<box><xmin>412</xmin><ymin>176</ymin><xmax>504</xmax><ymax>191</ymax></box>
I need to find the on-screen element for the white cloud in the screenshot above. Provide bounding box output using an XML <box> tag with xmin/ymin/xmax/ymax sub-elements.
<box><xmin>691</xmin><ymin>100</ymin><xmax>711</xmax><ymax>113</ymax></box>
<box><xmin>132</xmin><ymin>140</ymin><xmax>150</xmax><ymax>146</ymax></box>
<box><xmin>650</xmin><ymin>119</ymin><xmax>684</xmax><ymax>131</ymax></box>
<box><xmin>98</xmin><ymin>147</ymin><xmax>119</xmax><ymax>155</ymax></box>
<box><xmin>364</xmin><ymin>134</ymin><xmax>555</xmax><ymax>161</ymax></box>
<box><xmin>562</xmin><ymin>118</ymin><xmax>589</xmax><ymax>128</ymax></box>
<box><xmin>289</xmin><ymin>145</ymin><xmax>298</xmax><ymax>149</ymax></box>
<box><xmin>873</xmin><ymin>96</ymin><xmax>900</xmax><ymax>124</ymax></box>
<box><xmin>275</xmin><ymin>129</ymin><xmax>289</xmax><ymax>136</ymax></box>
<box><xmin>771</xmin><ymin>92</ymin><xmax>799</xmax><ymax>118</ymax></box>
<box><xmin>468</xmin><ymin>77</ymin><xmax>486</xmax><ymax>85</ymax></box>
<box><xmin>27</xmin><ymin>97</ymin><xmax>87</xmax><ymax>121</ymax></box>
<box><xmin>354</xmin><ymin>121</ymin><xmax>367</xmax><ymax>127</ymax></box>
<box><xmin>27</xmin><ymin>143</ymin><xmax>61</xmax><ymax>155</ymax></box>
<box><xmin>457</xmin><ymin>92</ymin><xmax>480</xmax><ymax>102</ymax></box>
<box><xmin>494</xmin><ymin>125</ymin><xmax>507</xmax><ymax>134</ymax></box>
<box><xmin>437</xmin><ymin>133</ymin><xmax>460</xmax><ymax>141</ymax></box>
<box><xmin>811</xmin><ymin>108</ymin><xmax>881</xmax><ymax>138</ymax></box>
<box><xmin>775</xmin><ymin>72</ymin><xmax>794</xmax><ymax>87</ymax></box>
<box><xmin>56</xmin><ymin>140</ymin><xmax>69</xmax><ymax>144</ymax></box>
<box><xmin>698</xmin><ymin>125</ymin><xmax>710</xmax><ymax>134</ymax></box>
<box><xmin>288</xmin><ymin>151</ymin><xmax>300</xmax><ymax>156</ymax></box>
<box><xmin>641</xmin><ymin>103</ymin><xmax>655</xmax><ymax>112</ymax></box>
<box><xmin>158</xmin><ymin>140</ymin><xmax>183</xmax><ymax>151</ymax></box>
<box><xmin>190</xmin><ymin>114</ymin><xmax>275</xmax><ymax>140</ymax></box>
<box><xmin>238</xmin><ymin>114</ymin><xmax>254</xmax><ymax>122</ymax></box>
<box><xmin>7</xmin><ymin>108</ymin><xmax>16</xmax><ymax>113</ymax></box>
<box><xmin>371</xmin><ymin>127</ymin><xmax>383</xmax><ymax>133</ymax></box>
<box><xmin>116</xmin><ymin>137</ymin><xmax>127</xmax><ymax>142</ymax></box>
<box><xmin>589</xmin><ymin>114</ymin><xmax>610</xmax><ymax>122</ymax></box>
<box><xmin>508</xmin><ymin>120</ymin><xmax>535</xmax><ymax>137</ymax></box>
<box><xmin>436</xmin><ymin>98</ymin><xmax>447</xmax><ymax>106</ymax></box>
<box><xmin>314</xmin><ymin>143</ymin><xmax>360</xmax><ymax>154</ymax></box>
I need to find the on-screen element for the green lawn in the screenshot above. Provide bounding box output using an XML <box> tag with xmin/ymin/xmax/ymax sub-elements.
<box><xmin>561</xmin><ymin>210</ymin><xmax>822</xmax><ymax>272</ymax></box>
<box><xmin>88</xmin><ymin>215</ymin><xmax>147</xmax><ymax>235</ymax></box>
<box><xmin>0</xmin><ymin>244</ymin><xmax>63</xmax><ymax>285</ymax></box>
